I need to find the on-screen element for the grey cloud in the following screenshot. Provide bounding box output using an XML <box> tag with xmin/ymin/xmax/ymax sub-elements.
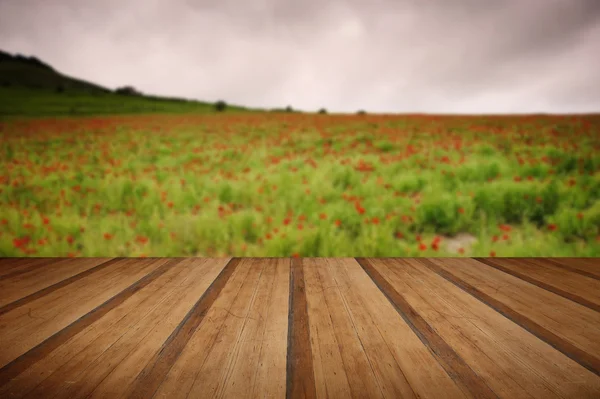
<box><xmin>1</xmin><ymin>0</ymin><xmax>599</xmax><ymax>113</ymax></box>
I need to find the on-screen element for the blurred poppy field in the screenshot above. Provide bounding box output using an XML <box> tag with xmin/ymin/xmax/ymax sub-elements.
<box><xmin>1</xmin><ymin>113</ymin><xmax>599</xmax><ymax>257</ymax></box>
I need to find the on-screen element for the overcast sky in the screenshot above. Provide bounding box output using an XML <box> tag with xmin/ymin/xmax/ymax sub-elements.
<box><xmin>1</xmin><ymin>0</ymin><xmax>599</xmax><ymax>113</ymax></box>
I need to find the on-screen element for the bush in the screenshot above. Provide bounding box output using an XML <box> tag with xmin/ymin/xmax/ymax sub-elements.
<box><xmin>318</xmin><ymin>108</ymin><xmax>327</xmax><ymax>114</ymax></box>
<box><xmin>215</xmin><ymin>100</ymin><xmax>227</xmax><ymax>112</ymax></box>
<box><xmin>285</xmin><ymin>105</ymin><xmax>293</xmax><ymax>113</ymax></box>
<box><xmin>115</xmin><ymin>86</ymin><xmax>140</xmax><ymax>95</ymax></box>
<box><xmin>357</xmin><ymin>110</ymin><xmax>366</xmax><ymax>115</ymax></box>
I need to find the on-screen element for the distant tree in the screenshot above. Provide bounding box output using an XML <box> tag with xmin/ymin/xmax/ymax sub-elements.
<box><xmin>356</xmin><ymin>110</ymin><xmax>367</xmax><ymax>115</ymax></box>
<box><xmin>0</xmin><ymin>50</ymin><xmax>11</xmax><ymax>62</ymax></box>
<box><xmin>215</xmin><ymin>100</ymin><xmax>227</xmax><ymax>112</ymax></box>
<box><xmin>318</xmin><ymin>108</ymin><xmax>327</xmax><ymax>114</ymax></box>
<box><xmin>285</xmin><ymin>105</ymin><xmax>293</xmax><ymax>113</ymax></box>
<box><xmin>115</xmin><ymin>86</ymin><xmax>140</xmax><ymax>95</ymax></box>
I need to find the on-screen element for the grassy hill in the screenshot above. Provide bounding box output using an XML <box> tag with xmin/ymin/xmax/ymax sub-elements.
<box><xmin>0</xmin><ymin>50</ymin><xmax>251</xmax><ymax>117</ymax></box>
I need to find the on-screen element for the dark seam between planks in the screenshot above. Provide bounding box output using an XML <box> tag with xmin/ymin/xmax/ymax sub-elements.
<box><xmin>418</xmin><ymin>258</ymin><xmax>600</xmax><ymax>377</ymax></box>
<box><xmin>0</xmin><ymin>258</ymin><xmax>122</xmax><ymax>317</ymax></box>
<box><xmin>124</xmin><ymin>257</ymin><xmax>241</xmax><ymax>399</ymax></box>
<box><xmin>538</xmin><ymin>258</ymin><xmax>600</xmax><ymax>281</ymax></box>
<box><xmin>474</xmin><ymin>258</ymin><xmax>600</xmax><ymax>313</ymax></box>
<box><xmin>0</xmin><ymin>258</ymin><xmax>183</xmax><ymax>387</ymax></box>
<box><xmin>0</xmin><ymin>258</ymin><xmax>65</xmax><ymax>282</ymax></box>
<box><xmin>286</xmin><ymin>258</ymin><xmax>317</xmax><ymax>399</ymax></box>
<box><xmin>12</xmin><ymin>259</ymin><xmax>198</xmax><ymax>399</ymax></box>
<box><xmin>0</xmin><ymin>259</ymin><xmax>42</xmax><ymax>279</ymax></box>
<box><xmin>356</xmin><ymin>257</ymin><xmax>499</xmax><ymax>399</ymax></box>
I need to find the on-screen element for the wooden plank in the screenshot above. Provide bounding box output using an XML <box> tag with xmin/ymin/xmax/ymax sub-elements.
<box><xmin>183</xmin><ymin>258</ymin><xmax>268</xmax><ymax>399</ymax></box>
<box><xmin>0</xmin><ymin>258</ymin><xmax>39</xmax><ymax>278</ymax></box>
<box><xmin>0</xmin><ymin>258</ymin><xmax>113</xmax><ymax>303</ymax></box>
<box><xmin>541</xmin><ymin>258</ymin><xmax>600</xmax><ymax>280</ymax></box>
<box><xmin>357</xmin><ymin>258</ymin><xmax>497</xmax><ymax>399</ymax></box>
<box><xmin>304</xmin><ymin>258</ymin><xmax>384</xmax><ymax>398</ymax></box>
<box><xmin>220</xmin><ymin>258</ymin><xmax>290</xmax><ymax>399</ymax></box>
<box><xmin>0</xmin><ymin>258</ymin><xmax>37</xmax><ymax>272</ymax></box>
<box><xmin>330</xmin><ymin>258</ymin><xmax>467</xmax><ymax>398</ymax></box>
<box><xmin>148</xmin><ymin>258</ymin><xmax>262</xmax><ymax>399</ymax></box>
<box><xmin>1</xmin><ymin>256</ymin><xmax>599</xmax><ymax>399</ymax></box>
<box><xmin>0</xmin><ymin>258</ymin><xmax>169</xmax><ymax>367</ymax></box>
<box><xmin>371</xmin><ymin>258</ymin><xmax>600</xmax><ymax>399</ymax></box>
<box><xmin>0</xmin><ymin>258</ymin><xmax>180</xmax><ymax>375</ymax></box>
<box><xmin>87</xmin><ymin>259</ymin><xmax>230</xmax><ymax>399</ymax></box>
<box><xmin>303</xmin><ymin>258</ymin><xmax>352</xmax><ymax>398</ymax></box>
<box><xmin>25</xmin><ymin>258</ymin><xmax>231</xmax><ymax>399</ymax></box>
<box><xmin>421</xmin><ymin>257</ymin><xmax>600</xmax><ymax>375</ymax></box>
<box><xmin>287</xmin><ymin>258</ymin><xmax>317</xmax><ymax>399</ymax></box>
<box><xmin>0</xmin><ymin>258</ymin><xmax>64</xmax><ymax>281</ymax></box>
<box><xmin>251</xmin><ymin>258</ymin><xmax>290</xmax><ymax>399</ymax></box>
<box><xmin>124</xmin><ymin>257</ymin><xmax>242</xmax><ymax>399</ymax></box>
<box><xmin>475</xmin><ymin>258</ymin><xmax>600</xmax><ymax>312</ymax></box>
<box><xmin>6</xmin><ymin>257</ymin><xmax>201</xmax><ymax>398</ymax></box>
<box><xmin>0</xmin><ymin>258</ymin><xmax>193</xmax><ymax>398</ymax></box>
<box><xmin>0</xmin><ymin>258</ymin><xmax>118</xmax><ymax>315</ymax></box>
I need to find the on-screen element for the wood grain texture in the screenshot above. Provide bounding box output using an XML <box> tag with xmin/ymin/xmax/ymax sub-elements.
<box><xmin>0</xmin><ymin>258</ymin><xmax>118</xmax><ymax>316</ymax></box>
<box><xmin>221</xmin><ymin>258</ymin><xmax>289</xmax><ymax>399</ymax></box>
<box><xmin>475</xmin><ymin>257</ymin><xmax>600</xmax><ymax>311</ymax></box>
<box><xmin>1</xmin><ymin>258</ymin><xmax>209</xmax><ymax>398</ymax></box>
<box><xmin>0</xmin><ymin>258</ymin><xmax>65</xmax><ymax>281</ymax></box>
<box><xmin>541</xmin><ymin>258</ymin><xmax>600</xmax><ymax>280</ymax></box>
<box><xmin>124</xmin><ymin>257</ymin><xmax>239</xmax><ymax>399</ymax></box>
<box><xmin>148</xmin><ymin>257</ymin><xmax>255</xmax><ymax>399</ymax></box>
<box><xmin>357</xmin><ymin>257</ymin><xmax>497</xmax><ymax>399</ymax></box>
<box><xmin>304</xmin><ymin>258</ymin><xmax>376</xmax><ymax>398</ymax></box>
<box><xmin>0</xmin><ymin>257</ymin><xmax>599</xmax><ymax>399</ymax></box>
<box><xmin>318</xmin><ymin>258</ymin><xmax>468</xmax><ymax>398</ymax></box>
<box><xmin>372</xmin><ymin>258</ymin><xmax>600</xmax><ymax>399</ymax></box>
<box><xmin>421</xmin><ymin>257</ymin><xmax>600</xmax><ymax>376</ymax></box>
<box><xmin>0</xmin><ymin>258</ymin><xmax>181</xmax><ymax>386</ymax></box>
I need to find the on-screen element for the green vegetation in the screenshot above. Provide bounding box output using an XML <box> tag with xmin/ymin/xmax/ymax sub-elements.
<box><xmin>1</xmin><ymin>49</ymin><xmax>598</xmax><ymax>257</ymax></box>
<box><xmin>0</xmin><ymin>88</ymin><xmax>251</xmax><ymax>117</ymax></box>
<box><xmin>1</xmin><ymin>113</ymin><xmax>598</xmax><ymax>257</ymax></box>
<box><xmin>0</xmin><ymin>50</ymin><xmax>250</xmax><ymax>117</ymax></box>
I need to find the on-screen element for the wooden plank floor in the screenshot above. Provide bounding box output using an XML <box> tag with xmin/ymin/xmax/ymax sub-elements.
<box><xmin>0</xmin><ymin>257</ymin><xmax>598</xmax><ymax>399</ymax></box>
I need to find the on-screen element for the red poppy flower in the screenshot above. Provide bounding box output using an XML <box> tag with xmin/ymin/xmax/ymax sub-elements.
<box><xmin>13</xmin><ymin>236</ymin><xmax>30</xmax><ymax>248</ymax></box>
<box><xmin>499</xmin><ymin>224</ymin><xmax>511</xmax><ymax>232</ymax></box>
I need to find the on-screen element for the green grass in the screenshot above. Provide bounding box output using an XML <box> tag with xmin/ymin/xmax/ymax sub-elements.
<box><xmin>0</xmin><ymin>113</ymin><xmax>599</xmax><ymax>257</ymax></box>
<box><xmin>0</xmin><ymin>51</ymin><xmax>252</xmax><ymax>116</ymax></box>
<box><xmin>0</xmin><ymin>88</ymin><xmax>252</xmax><ymax>117</ymax></box>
